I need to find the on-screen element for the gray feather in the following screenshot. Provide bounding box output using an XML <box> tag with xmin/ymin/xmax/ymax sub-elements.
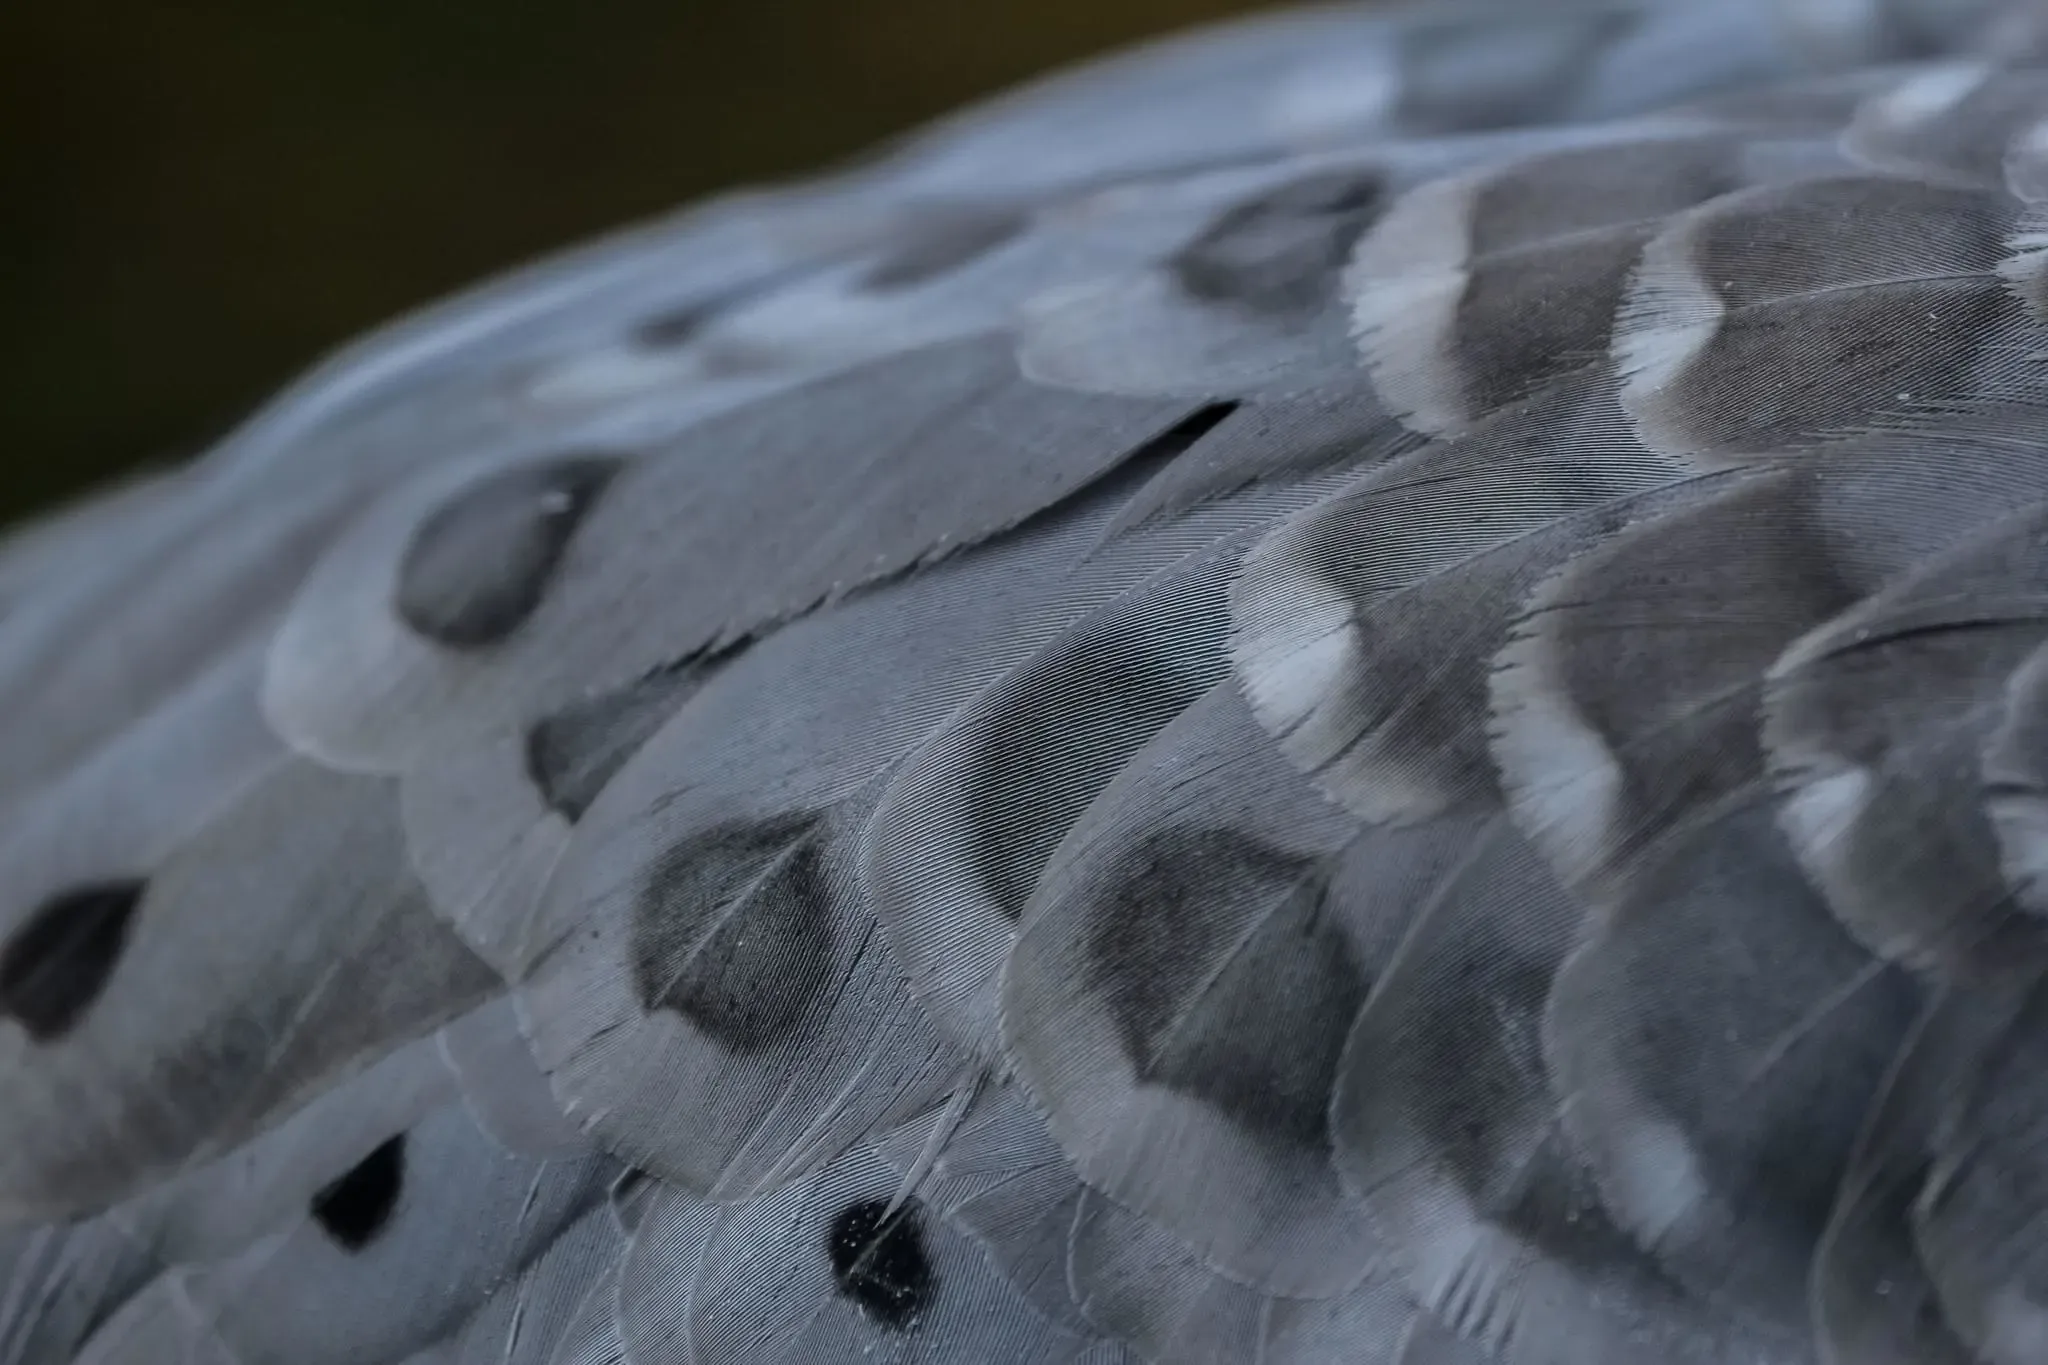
<box><xmin>1333</xmin><ymin>816</ymin><xmax>1789</xmax><ymax>1364</ymax></box>
<box><xmin>1545</xmin><ymin>801</ymin><xmax>1921</xmax><ymax>1338</ymax></box>
<box><xmin>1062</xmin><ymin>1187</ymin><xmax>1416</xmax><ymax>1365</ymax></box>
<box><xmin>619</xmin><ymin>1113</ymin><xmax>1122</xmax><ymax>1364</ymax></box>
<box><xmin>1003</xmin><ymin>683</ymin><xmax>1385</xmax><ymax>1296</ymax></box>
<box><xmin>0</xmin><ymin>760</ymin><xmax>498</xmax><ymax>1221</ymax></box>
<box><xmin>1763</xmin><ymin>500</ymin><xmax>2048</xmax><ymax>976</ymax></box>
<box><xmin>867</xmin><ymin>470</ymin><xmax>1350</xmax><ymax>1064</ymax></box>
<box><xmin>1813</xmin><ymin>989</ymin><xmax>2015</xmax><ymax>1365</ymax></box>
<box><xmin>13</xmin><ymin>4</ymin><xmax>2048</xmax><ymax>1362</ymax></box>
<box><xmin>263</xmin><ymin>338</ymin><xmax>1201</xmax><ymax>771</ymax></box>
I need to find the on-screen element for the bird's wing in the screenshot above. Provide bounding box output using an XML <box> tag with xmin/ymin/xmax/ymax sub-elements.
<box><xmin>8</xmin><ymin>2</ymin><xmax>2048</xmax><ymax>1362</ymax></box>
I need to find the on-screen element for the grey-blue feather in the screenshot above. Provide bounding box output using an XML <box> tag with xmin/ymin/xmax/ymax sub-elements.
<box><xmin>6</xmin><ymin>2</ymin><xmax>2048</xmax><ymax>1361</ymax></box>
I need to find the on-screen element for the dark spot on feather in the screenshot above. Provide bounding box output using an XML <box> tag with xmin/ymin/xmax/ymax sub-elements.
<box><xmin>311</xmin><ymin>1133</ymin><xmax>405</xmax><ymax>1252</ymax></box>
<box><xmin>1085</xmin><ymin>827</ymin><xmax>1366</xmax><ymax>1149</ymax></box>
<box><xmin>632</xmin><ymin>299</ymin><xmax>724</xmax><ymax>350</ymax></box>
<box><xmin>828</xmin><ymin>1198</ymin><xmax>934</xmax><ymax>1331</ymax></box>
<box><xmin>632</xmin><ymin>273</ymin><xmax>798</xmax><ymax>350</ymax></box>
<box><xmin>525</xmin><ymin>664</ymin><xmax>708</xmax><ymax>821</ymax></box>
<box><xmin>969</xmin><ymin>654</ymin><xmax>1215</xmax><ymax>924</ymax></box>
<box><xmin>949</xmin><ymin>475</ymin><xmax>1241</xmax><ymax>923</ymax></box>
<box><xmin>630</xmin><ymin>812</ymin><xmax>832</xmax><ymax>1053</ymax></box>
<box><xmin>396</xmin><ymin>453</ymin><xmax>623</xmax><ymax>649</ymax></box>
<box><xmin>1171</xmin><ymin>171</ymin><xmax>1382</xmax><ymax>314</ymax></box>
<box><xmin>0</xmin><ymin>881</ymin><xmax>147</xmax><ymax>1042</ymax></box>
<box><xmin>863</xmin><ymin>207</ymin><xmax>1027</xmax><ymax>291</ymax></box>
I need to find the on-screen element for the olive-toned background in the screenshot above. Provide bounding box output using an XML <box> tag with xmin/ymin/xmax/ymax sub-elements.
<box><xmin>0</xmin><ymin>0</ymin><xmax>1279</xmax><ymax>530</ymax></box>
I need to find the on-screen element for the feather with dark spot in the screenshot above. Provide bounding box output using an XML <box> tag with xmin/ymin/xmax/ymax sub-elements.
<box><xmin>0</xmin><ymin>882</ymin><xmax>146</xmax><ymax>1044</ymax></box>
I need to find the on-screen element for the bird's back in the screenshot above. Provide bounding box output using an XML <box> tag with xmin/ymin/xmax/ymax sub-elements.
<box><xmin>6</xmin><ymin>3</ymin><xmax>2048</xmax><ymax>1362</ymax></box>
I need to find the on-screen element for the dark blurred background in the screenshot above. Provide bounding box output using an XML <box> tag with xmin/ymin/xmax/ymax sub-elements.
<box><xmin>0</xmin><ymin>0</ymin><xmax>1278</xmax><ymax>529</ymax></box>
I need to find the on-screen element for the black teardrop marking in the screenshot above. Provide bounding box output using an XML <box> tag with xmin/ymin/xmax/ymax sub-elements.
<box><xmin>828</xmin><ymin>1198</ymin><xmax>935</xmax><ymax>1332</ymax></box>
<box><xmin>310</xmin><ymin>1133</ymin><xmax>406</xmax><ymax>1252</ymax></box>
<box><xmin>0</xmin><ymin>881</ymin><xmax>148</xmax><ymax>1043</ymax></box>
<box><xmin>1170</xmin><ymin>171</ymin><xmax>1383</xmax><ymax>314</ymax></box>
<box><xmin>395</xmin><ymin>453</ymin><xmax>624</xmax><ymax>649</ymax></box>
<box><xmin>629</xmin><ymin>813</ymin><xmax>832</xmax><ymax>1054</ymax></box>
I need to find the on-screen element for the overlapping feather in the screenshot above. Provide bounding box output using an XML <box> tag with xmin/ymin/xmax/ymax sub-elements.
<box><xmin>8</xmin><ymin>1</ymin><xmax>2048</xmax><ymax>1362</ymax></box>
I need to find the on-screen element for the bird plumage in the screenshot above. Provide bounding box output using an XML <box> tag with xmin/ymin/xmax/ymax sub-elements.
<box><xmin>8</xmin><ymin>1</ymin><xmax>2048</xmax><ymax>1360</ymax></box>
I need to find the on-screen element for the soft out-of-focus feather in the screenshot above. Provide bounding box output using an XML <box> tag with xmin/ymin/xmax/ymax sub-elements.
<box><xmin>435</xmin><ymin>999</ymin><xmax>588</xmax><ymax>1160</ymax></box>
<box><xmin>0</xmin><ymin>470</ymin><xmax>189</xmax><ymax>621</ymax></box>
<box><xmin>73</xmin><ymin>1098</ymin><xmax>613</xmax><ymax>1365</ymax></box>
<box><xmin>0</xmin><ymin>1222</ymin><xmax>157</xmax><ymax>1365</ymax></box>
<box><xmin>1019</xmin><ymin>159</ymin><xmax>1389</xmax><ymax>400</ymax></box>
<box><xmin>0</xmin><ymin>645</ymin><xmax>286</xmax><ymax>985</ymax></box>
<box><xmin>20</xmin><ymin>2</ymin><xmax>2048</xmax><ymax>1362</ymax></box>
<box><xmin>113</xmin><ymin>1024</ymin><xmax>460</xmax><ymax>1267</ymax></box>
<box><xmin>30</xmin><ymin>1020</ymin><xmax>598</xmax><ymax>1365</ymax></box>
<box><xmin>0</xmin><ymin>479</ymin><xmax>353</xmax><ymax>819</ymax></box>
<box><xmin>1397</xmin><ymin>1313</ymin><xmax>1507</xmax><ymax>1364</ymax></box>
<box><xmin>871</xmin><ymin>0</ymin><xmax>1833</xmax><ymax>201</ymax></box>
<box><xmin>0</xmin><ymin>1026</ymin><xmax>458</xmax><ymax>1364</ymax></box>
<box><xmin>1840</xmin><ymin>63</ymin><xmax>2048</xmax><ymax>186</ymax></box>
<box><xmin>0</xmin><ymin>760</ymin><xmax>499</xmax><ymax>1222</ymax></box>
<box><xmin>1983</xmin><ymin>637</ymin><xmax>2048</xmax><ymax>915</ymax></box>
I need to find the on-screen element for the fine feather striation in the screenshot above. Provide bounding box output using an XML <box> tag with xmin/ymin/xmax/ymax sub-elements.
<box><xmin>13</xmin><ymin>2</ymin><xmax>2048</xmax><ymax>1363</ymax></box>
